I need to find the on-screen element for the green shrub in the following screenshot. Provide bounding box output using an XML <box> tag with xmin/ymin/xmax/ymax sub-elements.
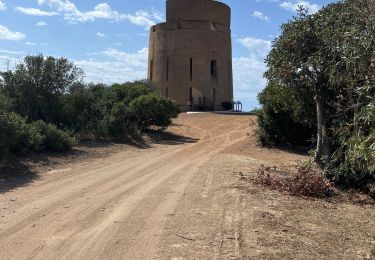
<box><xmin>1</xmin><ymin>54</ymin><xmax>180</xmax><ymax>150</ymax></box>
<box><xmin>129</xmin><ymin>94</ymin><xmax>179</xmax><ymax>131</ymax></box>
<box><xmin>111</xmin><ymin>81</ymin><xmax>152</xmax><ymax>105</ymax></box>
<box><xmin>257</xmin><ymin>83</ymin><xmax>315</xmax><ymax>147</ymax></box>
<box><xmin>326</xmin><ymin>131</ymin><xmax>375</xmax><ymax>186</ymax></box>
<box><xmin>0</xmin><ymin>112</ymin><xmax>43</xmax><ymax>160</ymax></box>
<box><xmin>108</xmin><ymin>102</ymin><xmax>135</xmax><ymax>138</ymax></box>
<box><xmin>32</xmin><ymin>120</ymin><xmax>76</xmax><ymax>151</ymax></box>
<box><xmin>61</xmin><ymin>83</ymin><xmax>90</xmax><ymax>132</ymax></box>
<box><xmin>60</xmin><ymin>81</ymin><xmax>165</xmax><ymax>139</ymax></box>
<box><xmin>0</xmin><ymin>93</ymin><xmax>12</xmax><ymax>112</ymax></box>
<box><xmin>326</xmin><ymin>102</ymin><xmax>375</xmax><ymax>185</ymax></box>
<box><xmin>0</xmin><ymin>113</ymin><xmax>75</xmax><ymax>162</ymax></box>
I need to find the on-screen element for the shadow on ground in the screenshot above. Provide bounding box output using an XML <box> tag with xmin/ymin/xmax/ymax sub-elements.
<box><xmin>107</xmin><ymin>129</ymin><xmax>199</xmax><ymax>148</ymax></box>
<box><xmin>0</xmin><ymin>130</ymin><xmax>198</xmax><ymax>193</ymax></box>
<box><xmin>0</xmin><ymin>149</ymin><xmax>88</xmax><ymax>194</ymax></box>
<box><xmin>277</xmin><ymin>146</ymin><xmax>310</xmax><ymax>156</ymax></box>
<box><xmin>146</xmin><ymin>130</ymin><xmax>199</xmax><ymax>146</ymax></box>
<box><xmin>0</xmin><ymin>160</ymin><xmax>39</xmax><ymax>194</ymax></box>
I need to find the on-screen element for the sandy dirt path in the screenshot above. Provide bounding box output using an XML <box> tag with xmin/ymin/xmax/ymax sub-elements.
<box><xmin>0</xmin><ymin>114</ymin><xmax>250</xmax><ymax>259</ymax></box>
<box><xmin>1</xmin><ymin>113</ymin><xmax>374</xmax><ymax>260</ymax></box>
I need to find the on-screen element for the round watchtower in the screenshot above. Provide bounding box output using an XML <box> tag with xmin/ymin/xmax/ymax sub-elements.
<box><xmin>148</xmin><ymin>0</ymin><xmax>233</xmax><ymax>111</ymax></box>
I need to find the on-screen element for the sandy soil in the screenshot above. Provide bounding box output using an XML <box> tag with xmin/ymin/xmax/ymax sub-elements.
<box><xmin>0</xmin><ymin>113</ymin><xmax>374</xmax><ymax>260</ymax></box>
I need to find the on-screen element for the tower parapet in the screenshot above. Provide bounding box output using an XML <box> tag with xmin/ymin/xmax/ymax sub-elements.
<box><xmin>166</xmin><ymin>0</ymin><xmax>230</xmax><ymax>26</ymax></box>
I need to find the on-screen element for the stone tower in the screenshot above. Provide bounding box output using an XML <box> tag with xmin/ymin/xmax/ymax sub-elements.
<box><xmin>147</xmin><ymin>0</ymin><xmax>233</xmax><ymax>111</ymax></box>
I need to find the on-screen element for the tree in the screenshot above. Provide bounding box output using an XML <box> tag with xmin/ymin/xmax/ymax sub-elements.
<box><xmin>0</xmin><ymin>55</ymin><xmax>84</xmax><ymax>124</ymax></box>
<box><xmin>260</xmin><ymin>0</ymin><xmax>375</xmax><ymax>185</ymax></box>
<box><xmin>0</xmin><ymin>92</ymin><xmax>12</xmax><ymax>112</ymax></box>
<box><xmin>264</xmin><ymin>6</ymin><xmax>337</xmax><ymax>165</ymax></box>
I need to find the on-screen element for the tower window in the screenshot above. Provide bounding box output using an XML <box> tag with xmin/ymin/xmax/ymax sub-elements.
<box><xmin>150</xmin><ymin>59</ymin><xmax>154</xmax><ymax>81</ymax></box>
<box><xmin>189</xmin><ymin>87</ymin><xmax>192</xmax><ymax>101</ymax></box>
<box><xmin>228</xmin><ymin>60</ymin><xmax>231</xmax><ymax>84</ymax></box>
<box><xmin>166</xmin><ymin>58</ymin><xmax>169</xmax><ymax>81</ymax></box>
<box><xmin>228</xmin><ymin>60</ymin><xmax>233</xmax><ymax>98</ymax></box>
<box><xmin>211</xmin><ymin>60</ymin><xmax>217</xmax><ymax>81</ymax></box>
<box><xmin>190</xmin><ymin>58</ymin><xmax>193</xmax><ymax>82</ymax></box>
<box><xmin>166</xmin><ymin>87</ymin><xmax>169</xmax><ymax>98</ymax></box>
<box><xmin>213</xmin><ymin>88</ymin><xmax>216</xmax><ymax>101</ymax></box>
<box><xmin>178</xmin><ymin>18</ymin><xmax>183</xmax><ymax>29</ymax></box>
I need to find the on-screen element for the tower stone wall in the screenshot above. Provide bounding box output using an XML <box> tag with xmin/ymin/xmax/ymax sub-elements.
<box><xmin>148</xmin><ymin>0</ymin><xmax>233</xmax><ymax>111</ymax></box>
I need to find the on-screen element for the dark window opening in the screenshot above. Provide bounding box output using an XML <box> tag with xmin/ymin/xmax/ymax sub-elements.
<box><xmin>190</xmin><ymin>58</ymin><xmax>193</xmax><ymax>82</ymax></box>
<box><xmin>189</xmin><ymin>87</ymin><xmax>192</xmax><ymax>101</ymax></box>
<box><xmin>211</xmin><ymin>60</ymin><xmax>217</xmax><ymax>81</ymax></box>
<box><xmin>166</xmin><ymin>58</ymin><xmax>169</xmax><ymax>81</ymax></box>
<box><xmin>228</xmin><ymin>60</ymin><xmax>231</xmax><ymax>84</ymax></box>
<box><xmin>213</xmin><ymin>88</ymin><xmax>216</xmax><ymax>101</ymax></box>
<box><xmin>177</xmin><ymin>18</ymin><xmax>183</xmax><ymax>29</ymax></box>
<box><xmin>166</xmin><ymin>87</ymin><xmax>169</xmax><ymax>98</ymax></box>
<box><xmin>150</xmin><ymin>59</ymin><xmax>154</xmax><ymax>81</ymax></box>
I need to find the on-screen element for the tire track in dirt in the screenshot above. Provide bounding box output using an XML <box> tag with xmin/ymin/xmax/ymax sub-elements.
<box><xmin>0</xmin><ymin>133</ymin><xmax>211</xmax><ymax>236</ymax></box>
<box><xmin>1</xmin><ymin>141</ymin><xmax>212</xmax><ymax>257</ymax></box>
<box><xmin>123</xmin><ymin>133</ymin><xmax>249</xmax><ymax>260</ymax></box>
<box><xmin>0</xmin><ymin>113</ymin><xmax>252</xmax><ymax>260</ymax></box>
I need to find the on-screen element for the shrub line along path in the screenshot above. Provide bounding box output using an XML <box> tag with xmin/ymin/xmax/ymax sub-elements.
<box><xmin>0</xmin><ymin>114</ymin><xmax>374</xmax><ymax>259</ymax></box>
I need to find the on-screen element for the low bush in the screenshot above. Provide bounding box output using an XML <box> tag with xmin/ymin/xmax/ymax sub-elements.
<box><xmin>32</xmin><ymin>120</ymin><xmax>76</xmax><ymax>151</ymax></box>
<box><xmin>0</xmin><ymin>113</ymin><xmax>76</xmax><ymax>162</ymax></box>
<box><xmin>61</xmin><ymin>81</ymin><xmax>165</xmax><ymax>140</ymax></box>
<box><xmin>255</xmin><ymin>163</ymin><xmax>334</xmax><ymax>199</ymax></box>
<box><xmin>0</xmin><ymin>112</ymin><xmax>43</xmax><ymax>160</ymax></box>
<box><xmin>129</xmin><ymin>94</ymin><xmax>179</xmax><ymax>131</ymax></box>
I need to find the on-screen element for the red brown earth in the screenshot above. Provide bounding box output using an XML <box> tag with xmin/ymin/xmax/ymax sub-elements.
<box><xmin>0</xmin><ymin>113</ymin><xmax>374</xmax><ymax>259</ymax></box>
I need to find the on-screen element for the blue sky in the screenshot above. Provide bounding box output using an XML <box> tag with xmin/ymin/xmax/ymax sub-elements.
<box><xmin>0</xmin><ymin>0</ymin><xmax>335</xmax><ymax>110</ymax></box>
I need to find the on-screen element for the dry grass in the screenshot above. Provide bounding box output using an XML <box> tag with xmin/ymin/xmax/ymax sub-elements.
<box><xmin>254</xmin><ymin>163</ymin><xmax>335</xmax><ymax>199</ymax></box>
<box><xmin>250</xmin><ymin>162</ymin><xmax>375</xmax><ymax>205</ymax></box>
<box><xmin>368</xmin><ymin>183</ymin><xmax>375</xmax><ymax>200</ymax></box>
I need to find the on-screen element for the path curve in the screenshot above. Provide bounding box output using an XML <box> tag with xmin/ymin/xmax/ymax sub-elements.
<box><xmin>0</xmin><ymin>113</ymin><xmax>251</xmax><ymax>260</ymax></box>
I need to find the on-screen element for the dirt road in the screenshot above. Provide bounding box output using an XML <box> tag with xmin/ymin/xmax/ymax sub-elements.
<box><xmin>0</xmin><ymin>114</ymin><xmax>251</xmax><ymax>259</ymax></box>
<box><xmin>1</xmin><ymin>113</ymin><xmax>374</xmax><ymax>259</ymax></box>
